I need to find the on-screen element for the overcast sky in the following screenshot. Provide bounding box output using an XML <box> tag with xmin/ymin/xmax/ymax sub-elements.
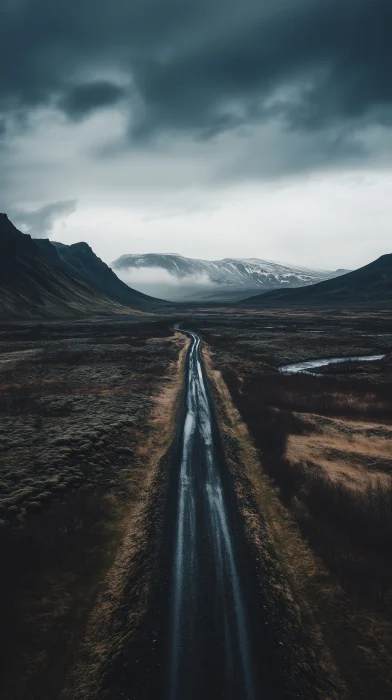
<box><xmin>1</xmin><ymin>0</ymin><xmax>392</xmax><ymax>270</ymax></box>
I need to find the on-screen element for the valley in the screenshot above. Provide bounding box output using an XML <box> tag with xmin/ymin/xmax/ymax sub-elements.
<box><xmin>2</xmin><ymin>1</ymin><xmax>391</xmax><ymax>697</ymax></box>
<box><xmin>1</xmin><ymin>215</ymin><xmax>392</xmax><ymax>700</ymax></box>
<box><xmin>1</xmin><ymin>307</ymin><xmax>391</xmax><ymax>699</ymax></box>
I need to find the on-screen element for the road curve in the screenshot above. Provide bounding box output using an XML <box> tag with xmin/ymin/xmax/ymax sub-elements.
<box><xmin>168</xmin><ymin>326</ymin><xmax>256</xmax><ymax>700</ymax></box>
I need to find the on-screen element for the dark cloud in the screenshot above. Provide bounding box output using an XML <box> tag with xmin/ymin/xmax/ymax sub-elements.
<box><xmin>11</xmin><ymin>200</ymin><xmax>77</xmax><ymax>238</ymax></box>
<box><xmin>1</xmin><ymin>0</ymin><xmax>392</xmax><ymax>156</ymax></box>
<box><xmin>58</xmin><ymin>81</ymin><xmax>127</xmax><ymax>120</ymax></box>
<box><xmin>128</xmin><ymin>0</ymin><xmax>392</xmax><ymax>138</ymax></box>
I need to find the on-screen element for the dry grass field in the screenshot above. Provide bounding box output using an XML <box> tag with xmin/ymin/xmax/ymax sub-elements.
<box><xmin>194</xmin><ymin>308</ymin><xmax>392</xmax><ymax>699</ymax></box>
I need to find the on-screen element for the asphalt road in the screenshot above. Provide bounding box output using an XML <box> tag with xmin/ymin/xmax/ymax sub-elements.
<box><xmin>105</xmin><ymin>326</ymin><xmax>323</xmax><ymax>700</ymax></box>
<box><xmin>166</xmin><ymin>328</ymin><xmax>257</xmax><ymax>700</ymax></box>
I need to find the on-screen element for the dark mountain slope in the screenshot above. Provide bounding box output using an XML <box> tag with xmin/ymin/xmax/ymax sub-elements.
<box><xmin>241</xmin><ymin>254</ymin><xmax>392</xmax><ymax>306</ymax></box>
<box><xmin>50</xmin><ymin>241</ymin><xmax>157</xmax><ymax>307</ymax></box>
<box><xmin>0</xmin><ymin>214</ymin><xmax>162</xmax><ymax>319</ymax></box>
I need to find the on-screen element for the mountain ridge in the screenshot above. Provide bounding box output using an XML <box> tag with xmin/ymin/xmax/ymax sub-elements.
<box><xmin>50</xmin><ymin>240</ymin><xmax>157</xmax><ymax>307</ymax></box>
<box><xmin>0</xmin><ymin>214</ymin><xmax>164</xmax><ymax>319</ymax></box>
<box><xmin>240</xmin><ymin>254</ymin><xmax>392</xmax><ymax>306</ymax></box>
<box><xmin>113</xmin><ymin>252</ymin><xmax>347</xmax><ymax>302</ymax></box>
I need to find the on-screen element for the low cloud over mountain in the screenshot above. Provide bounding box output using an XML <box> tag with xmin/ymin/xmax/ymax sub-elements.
<box><xmin>113</xmin><ymin>253</ymin><xmax>346</xmax><ymax>302</ymax></box>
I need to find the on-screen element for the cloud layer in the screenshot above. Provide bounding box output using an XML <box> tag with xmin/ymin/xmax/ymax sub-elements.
<box><xmin>1</xmin><ymin>0</ymin><xmax>392</xmax><ymax>150</ymax></box>
<box><xmin>1</xmin><ymin>0</ymin><xmax>392</xmax><ymax>270</ymax></box>
<box><xmin>11</xmin><ymin>201</ymin><xmax>77</xmax><ymax>238</ymax></box>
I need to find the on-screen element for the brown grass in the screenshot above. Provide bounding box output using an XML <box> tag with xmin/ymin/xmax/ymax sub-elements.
<box><xmin>286</xmin><ymin>418</ymin><xmax>392</xmax><ymax>487</ymax></box>
<box><xmin>204</xmin><ymin>342</ymin><xmax>392</xmax><ymax>700</ymax></box>
<box><xmin>202</xmin><ymin>345</ymin><xmax>346</xmax><ymax>699</ymax></box>
<box><xmin>60</xmin><ymin>330</ymin><xmax>189</xmax><ymax>700</ymax></box>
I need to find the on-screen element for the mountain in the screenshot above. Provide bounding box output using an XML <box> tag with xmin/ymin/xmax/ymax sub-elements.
<box><xmin>49</xmin><ymin>241</ymin><xmax>156</xmax><ymax>307</ymax></box>
<box><xmin>112</xmin><ymin>253</ymin><xmax>346</xmax><ymax>302</ymax></box>
<box><xmin>0</xmin><ymin>214</ymin><xmax>162</xmax><ymax>319</ymax></box>
<box><xmin>240</xmin><ymin>254</ymin><xmax>392</xmax><ymax>306</ymax></box>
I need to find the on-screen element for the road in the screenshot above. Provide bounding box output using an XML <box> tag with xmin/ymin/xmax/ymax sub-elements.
<box><xmin>104</xmin><ymin>325</ymin><xmax>328</xmax><ymax>700</ymax></box>
<box><xmin>167</xmin><ymin>327</ymin><xmax>257</xmax><ymax>700</ymax></box>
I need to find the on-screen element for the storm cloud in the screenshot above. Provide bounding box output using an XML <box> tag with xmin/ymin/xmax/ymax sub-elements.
<box><xmin>1</xmin><ymin>1</ymin><xmax>392</xmax><ymax>272</ymax></box>
<box><xmin>1</xmin><ymin>0</ymin><xmax>392</xmax><ymax>148</ymax></box>
<box><xmin>58</xmin><ymin>81</ymin><xmax>127</xmax><ymax>121</ymax></box>
<box><xmin>11</xmin><ymin>200</ymin><xmax>77</xmax><ymax>238</ymax></box>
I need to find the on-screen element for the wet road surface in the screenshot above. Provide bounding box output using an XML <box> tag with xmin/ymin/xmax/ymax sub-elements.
<box><xmin>102</xmin><ymin>326</ymin><xmax>338</xmax><ymax>700</ymax></box>
<box><xmin>168</xmin><ymin>328</ymin><xmax>256</xmax><ymax>700</ymax></box>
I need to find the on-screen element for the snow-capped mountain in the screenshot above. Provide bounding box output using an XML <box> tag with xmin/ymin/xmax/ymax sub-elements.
<box><xmin>112</xmin><ymin>253</ymin><xmax>348</xmax><ymax>302</ymax></box>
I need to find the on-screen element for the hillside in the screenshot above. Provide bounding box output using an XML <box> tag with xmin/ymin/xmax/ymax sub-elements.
<box><xmin>112</xmin><ymin>253</ymin><xmax>346</xmax><ymax>302</ymax></box>
<box><xmin>50</xmin><ymin>241</ymin><xmax>156</xmax><ymax>307</ymax></box>
<box><xmin>0</xmin><ymin>214</ymin><xmax>162</xmax><ymax>319</ymax></box>
<box><xmin>241</xmin><ymin>254</ymin><xmax>392</xmax><ymax>306</ymax></box>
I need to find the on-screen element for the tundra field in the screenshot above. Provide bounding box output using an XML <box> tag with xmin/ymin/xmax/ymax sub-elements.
<box><xmin>0</xmin><ymin>308</ymin><xmax>391</xmax><ymax>700</ymax></box>
<box><xmin>189</xmin><ymin>307</ymin><xmax>392</xmax><ymax>699</ymax></box>
<box><xmin>0</xmin><ymin>318</ymin><xmax>187</xmax><ymax>700</ymax></box>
